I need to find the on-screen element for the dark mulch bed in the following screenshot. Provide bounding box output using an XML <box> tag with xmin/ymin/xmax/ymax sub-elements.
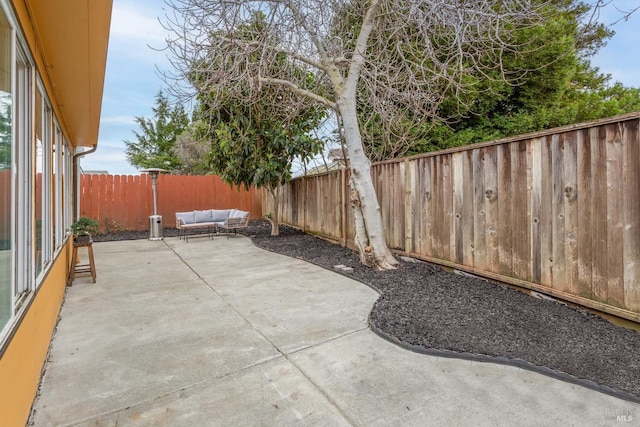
<box><xmin>94</xmin><ymin>221</ymin><xmax>640</xmax><ymax>402</ymax></box>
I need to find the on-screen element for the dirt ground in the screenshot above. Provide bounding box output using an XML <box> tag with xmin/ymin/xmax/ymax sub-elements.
<box><xmin>94</xmin><ymin>221</ymin><xmax>640</xmax><ymax>402</ymax></box>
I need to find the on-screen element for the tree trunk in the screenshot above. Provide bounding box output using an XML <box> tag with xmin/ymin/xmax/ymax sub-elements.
<box><xmin>325</xmin><ymin>0</ymin><xmax>396</xmax><ymax>270</ymax></box>
<box><xmin>267</xmin><ymin>187</ymin><xmax>280</xmax><ymax>236</ymax></box>
<box><xmin>338</xmin><ymin>98</ymin><xmax>398</xmax><ymax>270</ymax></box>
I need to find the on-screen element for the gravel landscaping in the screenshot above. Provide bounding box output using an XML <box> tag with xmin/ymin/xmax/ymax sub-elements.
<box><xmin>94</xmin><ymin>221</ymin><xmax>640</xmax><ymax>402</ymax></box>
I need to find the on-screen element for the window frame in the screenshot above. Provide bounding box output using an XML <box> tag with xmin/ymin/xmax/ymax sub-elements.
<box><xmin>34</xmin><ymin>79</ymin><xmax>53</xmax><ymax>284</ymax></box>
<box><xmin>0</xmin><ymin>0</ymin><xmax>15</xmax><ymax>340</ymax></box>
<box><xmin>14</xmin><ymin>43</ymin><xmax>33</xmax><ymax>299</ymax></box>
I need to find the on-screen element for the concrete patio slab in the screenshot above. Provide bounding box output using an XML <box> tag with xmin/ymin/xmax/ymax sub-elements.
<box><xmin>68</xmin><ymin>358</ymin><xmax>352</xmax><ymax>427</ymax></box>
<box><xmin>30</xmin><ymin>237</ymin><xmax>640</xmax><ymax>426</ymax></box>
<box><xmin>289</xmin><ymin>329</ymin><xmax>633</xmax><ymax>426</ymax></box>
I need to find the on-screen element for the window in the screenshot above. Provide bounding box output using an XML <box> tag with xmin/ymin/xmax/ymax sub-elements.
<box><xmin>53</xmin><ymin>124</ymin><xmax>62</xmax><ymax>247</ymax></box>
<box><xmin>62</xmin><ymin>139</ymin><xmax>72</xmax><ymax>239</ymax></box>
<box><xmin>0</xmin><ymin>0</ymin><xmax>76</xmax><ymax>341</ymax></box>
<box><xmin>35</xmin><ymin>83</ymin><xmax>53</xmax><ymax>280</ymax></box>
<box><xmin>35</xmin><ymin>88</ymin><xmax>43</xmax><ymax>276</ymax></box>
<box><xmin>14</xmin><ymin>45</ymin><xmax>33</xmax><ymax>301</ymax></box>
<box><xmin>63</xmin><ymin>141</ymin><xmax>72</xmax><ymax>237</ymax></box>
<box><xmin>55</xmin><ymin>133</ymin><xmax>72</xmax><ymax>248</ymax></box>
<box><xmin>0</xmin><ymin>6</ymin><xmax>12</xmax><ymax>333</ymax></box>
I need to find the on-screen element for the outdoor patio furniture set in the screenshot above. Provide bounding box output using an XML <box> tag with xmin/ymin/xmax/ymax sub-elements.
<box><xmin>175</xmin><ymin>208</ymin><xmax>250</xmax><ymax>242</ymax></box>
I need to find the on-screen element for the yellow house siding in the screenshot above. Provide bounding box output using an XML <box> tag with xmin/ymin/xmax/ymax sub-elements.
<box><xmin>0</xmin><ymin>241</ymin><xmax>70</xmax><ymax>426</ymax></box>
<box><xmin>0</xmin><ymin>0</ymin><xmax>112</xmax><ymax>424</ymax></box>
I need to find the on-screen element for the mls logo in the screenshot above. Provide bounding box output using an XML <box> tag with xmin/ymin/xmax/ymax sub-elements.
<box><xmin>605</xmin><ymin>408</ymin><xmax>634</xmax><ymax>422</ymax></box>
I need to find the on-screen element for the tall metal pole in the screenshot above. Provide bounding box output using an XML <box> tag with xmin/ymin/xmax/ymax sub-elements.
<box><xmin>140</xmin><ymin>168</ymin><xmax>167</xmax><ymax>241</ymax></box>
<box><xmin>151</xmin><ymin>176</ymin><xmax>158</xmax><ymax>216</ymax></box>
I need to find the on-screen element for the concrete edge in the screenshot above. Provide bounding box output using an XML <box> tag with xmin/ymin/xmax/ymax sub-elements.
<box><xmin>368</xmin><ymin>319</ymin><xmax>640</xmax><ymax>405</ymax></box>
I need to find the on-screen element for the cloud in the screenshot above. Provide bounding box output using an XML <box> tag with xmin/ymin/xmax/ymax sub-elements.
<box><xmin>100</xmin><ymin>115</ymin><xmax>136</xmax><ymax>126</ymax></box>
<box><xmin>81</xmin><ymin>142</ymin><xmax>139</xmax><ymax>175</ymax></box>
<box><xmin>106</xmin><ymin>0</ymin><xmax>174</xmax><ymax>70</ymax></box>
<box><xmin>590</xmin><ymin>3</ymin><xmax>640</xmax><ymax>87</ymax></box>
<box><xmin>110</xmin><ymin>1</ymin><xmax>168</xmax><ymax>46</ymax></box>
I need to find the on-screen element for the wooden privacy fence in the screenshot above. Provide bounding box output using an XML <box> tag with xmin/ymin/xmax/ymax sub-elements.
<box><xmin>266</xmin><ymin>112</ymin><xmax>640</xmax><ymax>322</ymax></box>
<box><xmin>80</xmin><ymin>174</ymin><xmax>262</xmax><ymax>232</ymax></box>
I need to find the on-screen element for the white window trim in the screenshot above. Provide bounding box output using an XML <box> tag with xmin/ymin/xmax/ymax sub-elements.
<box><xmin>35</xmin><ymin>79</ymin><xmax>53</xmax><ymax>285</ymax></box>
<box><xmin>0</xmin><ymin>0</ymin><xmax>16</xmax><ymax>342</ymax></box>
<box><xmin>14</xmin><ymin>43</ymin><xmax>33</xmax><ymax>298</ymax></box>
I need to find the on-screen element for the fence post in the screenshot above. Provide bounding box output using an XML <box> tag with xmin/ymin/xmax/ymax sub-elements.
<box><xmin>302</xmin><ymin>175</ymin><xmax>306</xmax><ymax>232</ymax></box>
<box><xmin>341</xmin><ymin>168</ymin><xmax>348</xmax><ymax>248</ymax></box>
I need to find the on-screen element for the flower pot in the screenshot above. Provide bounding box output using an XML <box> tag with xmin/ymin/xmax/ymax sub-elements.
<box><xmin>74</xmin><ymin>235</ymin><xmax>92</xmax><ymax>244</ymax></box>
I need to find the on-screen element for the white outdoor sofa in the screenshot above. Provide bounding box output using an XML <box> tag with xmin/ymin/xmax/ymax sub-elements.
<box><xmin>175</xmin><ymin>209</ymin><xmax>250</xmax><ymax>242</ymax></box>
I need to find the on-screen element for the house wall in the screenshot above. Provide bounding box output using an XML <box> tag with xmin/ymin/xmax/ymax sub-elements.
<box><xmin>0</xmin><ymin>1</ymin><xmax>112</xmax><ymax>425</ymax></box>
<box><xmin>0</xmin><ymin>243</ymin><xmax>70</xmax><ymax>426</ymax></box>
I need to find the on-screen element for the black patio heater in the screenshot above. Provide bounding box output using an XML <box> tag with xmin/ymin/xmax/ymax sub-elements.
<box><xmin>141</xmin><ymin>168</ymin><xmax>167</xmax><ymax>241</ymax></box>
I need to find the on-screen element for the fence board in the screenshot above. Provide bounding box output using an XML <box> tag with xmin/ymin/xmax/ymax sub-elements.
<box><xmin>436</xmin><ymin>154</ymin><xmax>452</xmax><ymax>259</ymax></box>
<box><xmin>551</xmin><ymin>134</ymin><xmax>567</xmax><ymax>291</ymax></box>
<box><xmin>606</xmin><ymin>123</ymin><xmax>625</xmax><ymax>308</ymax></box>
<box><xmin>453</xmin><ymin>153</ymin><xmax>463</xmax><ymax>264</ymax></box>
<box><xmin>531</xmin><ymin>138</ymin><xmax>542</xmax><ymax>283</ymax></box>
<box><xmin>423</xmin><ymin>157</ymin><xmax>434</xmax><ymax>256</ymax></box>
<box><xmin>497</xmin><ymin>144</ymin><xmax>512</xmax><ymax>275</ymax></box>
<box><xmin>576</xmin><ymin>129</ymin><xmax>593</xmax><ymax>299</ymax></box>
<box><xmin>122</xmin><ymin>175</ymin><xmax>132</xmax><ymax>229</ymax></box>
<box><xmin>411</xmin><ymin>157</ymin><xmax>431</xmax><ymax>256</ymax></box>
<box><xmin>512</xmin><ymin>141</ymin><xmax>530</xmax><ymax>280</ymax></box>
<box><xmin>104</xmin><ymin>174</ymin><xmax>114</xmax><ymax>227</ymax></box>
<box><xmin>133</xmin><ymin>175</ymin><xmax>146</xmax><ymax>230</ymax></box>
<box><xmin>539</xmin><ymin>136</ymin><xmax>554</xmax><ymax>287</ymax></box>
<box><xmin>404</xmin><ymin>159</ymin><xmax>415</xmax><ymax>254</ymax></box>
<box><xmin>472</xmin><ymin>149</ymin><xmax>486</xmax><ymax>270</ymax></box>
<box><xmin>591</xmin><ymin>127</ymin><xmax>609</xmax><ymax>303</ymax></box>
<box><xmin>623</xmin><ymin>120</ymin><xmax>640</xmax><ymax>312</ymax></box>
<box><xmin>563</xmin><ymin>132</ymin><xmax>579</xmax><ymax>295</ymax></box>
<box><xmin>483</xmin><ymin>147</ymin><xmax>499</xmax><ymax>274</ymax></box>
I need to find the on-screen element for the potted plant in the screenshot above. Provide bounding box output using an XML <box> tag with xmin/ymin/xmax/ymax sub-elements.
<box><xmin>71</xmin><ymin>217</ymin><xmax>99</xmax><ymax>243</ymax></box>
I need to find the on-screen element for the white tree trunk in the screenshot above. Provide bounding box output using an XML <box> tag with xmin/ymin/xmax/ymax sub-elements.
<box><xmin>267</xmin><ymin>187</ymin><xmax>280</xmax><ymax>236</ymax></box>
<box><xmin>339</xmin><ymin>97</ymin><xmax>398</xmax><ymax>270</ymax></box>
<box><xmin>326</xmin><ymin>0</ymin><xmax>397</xmax><ymax>270</ymax></box>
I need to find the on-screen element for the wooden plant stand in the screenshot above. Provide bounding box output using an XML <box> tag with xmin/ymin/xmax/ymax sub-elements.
<box><xmin>69</xmin><ymin>240</ymin><xmax>96</xmax><ymax>285</ymax></box>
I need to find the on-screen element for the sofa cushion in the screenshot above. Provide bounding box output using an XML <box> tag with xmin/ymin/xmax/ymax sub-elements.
<box><xmin>194</xmin><ymin>209</ymin><xmax>213</xmax><ymax>223</ymax></box>
<box><xmin>230</xmin><ymin>209</ymin><xmax>249</xmax><ymax>219</ymax></box>
<box><xmin>176</xmin><ymin>211</ymin><xmax>196</xmax><ymax>225</ymax></box>
<box><xmin>210</xmin><ymin>209</ymin><xmax>231</xmax><ymax>222</ymax></box>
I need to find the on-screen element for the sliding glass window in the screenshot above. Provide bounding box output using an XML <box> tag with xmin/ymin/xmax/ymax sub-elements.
<box><xmin>0</xmin><ymin>6</ymin><xmax>12</xmax><ymax>333</ymax></box>
<box><xmin>35</xmin><ymin>83</ymin><xmax>52</xmax><ymax>280</ymax></box>
<box><xmin>14</xmin><ymin>45</ymin><xmax>32</xmax><ymax>299</ymax></box>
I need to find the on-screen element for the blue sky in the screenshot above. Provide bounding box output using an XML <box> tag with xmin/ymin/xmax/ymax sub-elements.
<box><xmin>80</xmin><ymin>0</ymin><xmax>640</xmax><ymax>175</ymax></box>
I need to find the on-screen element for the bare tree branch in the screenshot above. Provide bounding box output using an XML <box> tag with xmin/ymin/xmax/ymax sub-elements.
<box><xmin>259</xmin><ymin>77</ymin><xmax>337</xmax><ymax>110</ymax></box>
<box><xmin>160</xmin><ymin>0</ymin><xmax>551</xmax><ymax>269</ymax></box>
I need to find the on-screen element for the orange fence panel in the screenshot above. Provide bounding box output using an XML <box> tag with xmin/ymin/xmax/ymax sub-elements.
<box><xmin>80</xmin><ymin>174</ymin><xmax>263</xmax><ymax>232</ymax></box>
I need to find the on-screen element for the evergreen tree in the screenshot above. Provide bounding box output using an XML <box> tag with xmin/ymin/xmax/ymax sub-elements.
<box><xmin>124</xmin><ymin>90</ymin><xmax>190</xmax><ymax>171</ymax></box>
<box><xmin>407</xmin><ymin>0</ymin><xmax>640</xmax><ymax>154</ymax></box>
